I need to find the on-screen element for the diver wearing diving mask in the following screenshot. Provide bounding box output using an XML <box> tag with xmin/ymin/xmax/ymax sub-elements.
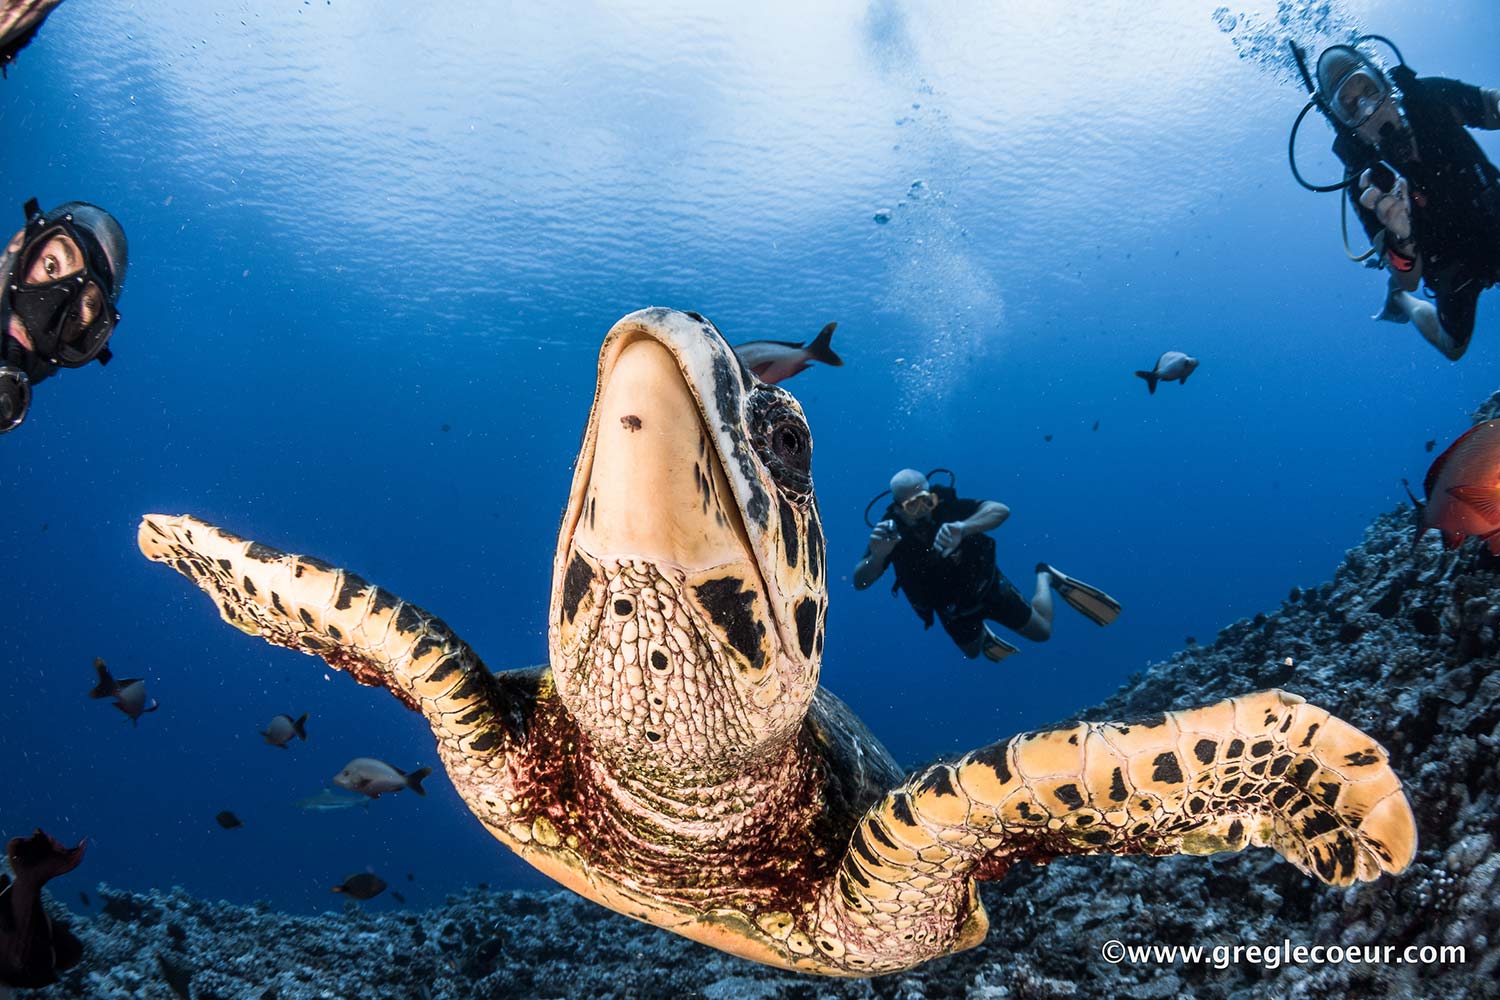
<box><xmin>1308</xmin><ymin>40</ymin><xmax>1500</xmax><ymax>360</ymax></box>
<box><xmin>0</xmin><ymin>198</ymin><xmax>128</xmax><ymax>433</ymax></box>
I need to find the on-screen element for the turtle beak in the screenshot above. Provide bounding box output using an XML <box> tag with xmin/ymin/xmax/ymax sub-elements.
<box><xmin>567</xmin><ymin>332</ymin><xmax>752</xmax><ymax>574</ymax></box>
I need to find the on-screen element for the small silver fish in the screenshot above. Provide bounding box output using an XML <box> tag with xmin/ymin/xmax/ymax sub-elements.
<box><xmin>261</xmin><ymin>712</ymin><xmax>308</xmax><ymax>748</ymax></box>
<box><xmin>733</xmin><ymin>322</ymin><xmax>842</xmax><ymax>385</ymax></box>
<box><xmin>1134</xmin><ymin>351</ymin><xmax>1199</xmax><ymax>394</ymax></box>
<box><xmin>88</xmin><ymin>658</ymin><xmax>159</xmax><ymax>726</ymax></box>
<box><xmin>333</xmin><ymin>758</ymin><xmax>432</xmax><ymax>799</ymax></box>
<box><xmin>293</xmin><ymin>788</ymin><xmax>370</xmax><ymax>813</ymax></box>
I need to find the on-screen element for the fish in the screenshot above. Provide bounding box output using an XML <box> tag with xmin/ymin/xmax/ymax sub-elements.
<box><xmin>77</xmin><ymin>892</ymin><xmax>89</xmax><ymax>908</ymax></box>
<box><xmin>733</xmin><ymin>322</ymin><xmax>843</xmax><ymax>385</ymax></box>
<box><xmin>331</xmin><ymin>873</ymin><xmax>387</xmax><ymax>901</ymax></box>
<box><xmin>333</xmin><ymin>758</ymin><xmax>432</xmax><ymax>799</ymax></box>
<box><xmin>390</xmin><ymin>890</ymin><xmax>406</xmax><ymax>904</ymax></box>
<box><xmin>1425</xmin><ymin>439</ymin><xmax>1436</xmax><ymax>453</ymax></box>
<box><xmin>0</xmin><ymin>829</ymin><xmax>86</xmax><ymax>990</ymax></box>
<box><xmin>1416</xmin><ymin>420</ymin><xmax>1500</xmax><ymax>553</ymax></box>
<box><xmin>294</xmin><ymin>787</ymin><xmax>370</xmax><ymax>813</ymax></box>
<box><xmin>1092</xmin><ymin>420</ymin><xmax>1099</xmax><ymax>431</ymax></box>
<box><xmin>88</xmin><ymin>658</ymin><xmax>159</xmax><ymax>725</ymax></box>
<box><xmin>1043</xmin><ymin>434</ymin><xmax>1053</xmax><ymax>442</ymax></box>
<box><xmin>214</xmin><ymin>811</ymin><xmax>243</xmax><ymax>830</ymax></box>
<box><xmin>155</xmin><ymin>952</ymin><xmax>192</xmax><ymax>1000</ymax></box>
<box><xmin>260</xmin><ymin>712</ymin><xmax>308</xmax><ymax>748</ymax></box>
<box><xmin>1133</xmin><ymin>351</ymin><xmax>1199</xmax><ymax>395</ymax></box>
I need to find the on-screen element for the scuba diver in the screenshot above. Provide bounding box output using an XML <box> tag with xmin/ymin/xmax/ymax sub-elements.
<box><xmin>852</xmin><ymin>468</ymin><xmax>1121</xmax><ymax>662</ymax></box>
<box><xmin>0</xmin><ymin>198</ymin><xmax>128</xmax><ymax>434</ymax></box>
<box><xmin>1288</xmin><ymin>36</ymin><xmax>1500</xmax><ymax>360</ymax></box>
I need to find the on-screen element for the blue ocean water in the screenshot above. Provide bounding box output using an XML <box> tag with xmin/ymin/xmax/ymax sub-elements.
<box><xmin>0</xmin><ymin>0</ymin><xmax>1495</xmax><ymax>917</ymax></box>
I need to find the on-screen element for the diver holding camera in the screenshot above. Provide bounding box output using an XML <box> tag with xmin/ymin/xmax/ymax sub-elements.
<box><xmin>1289</xmin><ymin>36</ymin><xmax>1500</xmax><ymax>360</ymax></box>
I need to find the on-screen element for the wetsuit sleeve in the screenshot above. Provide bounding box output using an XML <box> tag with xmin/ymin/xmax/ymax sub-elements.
<box><xmin>1419</xmin><ymin>77</ymin><xmax>1497</xmax><ymax>129</ymax></box>
<box><xmin>939</xmin><ymin>494</ymin><xmax>981</xmax><ymax>522</ymax></box>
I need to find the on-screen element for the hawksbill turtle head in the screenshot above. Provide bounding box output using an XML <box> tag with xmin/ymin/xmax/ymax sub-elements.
<box><xmin>550</xmin><ymin>308</ymin><xmax>827</xmax><ymax>777</ymax></box>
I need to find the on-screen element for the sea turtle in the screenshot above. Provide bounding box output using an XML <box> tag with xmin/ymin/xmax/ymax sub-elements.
<box><xmin>138</xmin><ymin>308</ymin><xmax>1416</xmax><ymax>976</ymax></box>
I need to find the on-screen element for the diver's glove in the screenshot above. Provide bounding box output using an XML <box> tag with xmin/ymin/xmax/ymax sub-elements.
<box><xmin>0</xmin><ymin>365</ymin><xmax>32</xmax><ymax>433</ymax></box>
<box><xmin>867</xmin><ymin>519</ymin><xmax>900</xmax><ymax>559</ymax></box>
<box><xmin>933</xmin><ymin>521</ymin><xmax>967</xmax><ymax>558</ymax></box>
<box><xmin>1358</xmin><ymin>168</ymin><xmax>1414</xmax><ymax>247</ymax></box>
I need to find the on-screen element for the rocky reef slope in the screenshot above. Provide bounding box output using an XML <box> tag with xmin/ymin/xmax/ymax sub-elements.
<box><xmin>23</xmin><ymin>401</ymin><xmax>1500</xmax><ymax>1000</ymax></box>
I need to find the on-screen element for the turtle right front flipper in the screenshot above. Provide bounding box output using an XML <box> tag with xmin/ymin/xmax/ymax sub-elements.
<box><xmin>138</xmin><ymin>513</ymin><xmax>512</xmax><ymax>759</ymax></box>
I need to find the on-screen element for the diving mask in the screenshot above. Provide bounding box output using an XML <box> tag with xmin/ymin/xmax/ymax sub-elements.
<box><xmin>899</xmin><ymin>490</ymin><xmax>938</xmax><ymax>518</ymax></box>
<box><xmin>1334</xmin><ymin>68</ymin><xmax>1391</xmax><ymax>128</ymax></box>
<box><xmin>5</xmin><ymin>200</ymin><xmax>121</xmax><ymax>368</ymax></box>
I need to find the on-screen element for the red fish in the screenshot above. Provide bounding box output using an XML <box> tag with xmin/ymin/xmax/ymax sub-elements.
<box><xmin>1420</xmin><ymin>420</ymin><xmax>1500</xmax><ymax>553</ymax></box>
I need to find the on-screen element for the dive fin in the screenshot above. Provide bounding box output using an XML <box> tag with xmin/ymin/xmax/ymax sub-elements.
<box><xmin>980</xmin><ymin>625</ymin><xmax>1019</xmax><ymax>663</ymax></box>
<box><xmin>806</xmin><ymin>322</ymin><xmax>843</xmax><ymax>366</ymax></box>
<box><xmin>1447</xmin><ymin>485</ymin><xmax>1500</xmax><ymax>520</ymax></box>
<box><xmin>1039</xmin><ymin>563</ymin><xmax>1121</xmax><ymax>626</ymax></box>
<box><xmin>1134</xmin><ymin>370</ymin><xmax>1158</xmax><ymax>395</ymax></box>
<box><xmin>1375</xmin><ymin>286</ymin><xmax>1410</xmax><ymax>324</ymax></box>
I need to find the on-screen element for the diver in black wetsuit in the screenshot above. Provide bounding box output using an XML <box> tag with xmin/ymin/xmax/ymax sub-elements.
<box><xmin>0</xmin><ymin>198</ymin><xmax>128</xmax><ymax>433</ymax></box>
<box><xmin>1312</xmin><ymin>42</ymin><xmax>1500</xmax><ymax>360</ymax></box>
<box><xmin>851</xmin><ymin>469</ymin><xmax>1120</xmax><ymax>663</ymax></box>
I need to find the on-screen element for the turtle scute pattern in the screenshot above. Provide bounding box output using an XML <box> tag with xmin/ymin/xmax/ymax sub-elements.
<box><xmin>812</xmin><ymin>689</ymin><xmax>1415</xmax><ymax>970</ymax></box>
<box><xmin>136</xmin><ymin>513</ymin><xmax>505</xmax><ymax>758</ymax></box>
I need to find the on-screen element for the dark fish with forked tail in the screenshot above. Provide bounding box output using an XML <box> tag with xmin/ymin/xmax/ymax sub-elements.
<box><xmin>261</xmin><ymin>713</ymin><xmax>308</xmax><ymax>748</ymax></box>
<box><xmin>88</xmin><ymin>659</ymin><xmax>159</xmax><ymax>725</ymax></box>
<box><xmin>1134</xmin><ymin>351</ymin><xmax>1198</xmax><ymax>394</ymax></box>
<box><xmin>733</xmin><ymin>322</ymin><xmax>842</xmax><ymax>385</ymax></box>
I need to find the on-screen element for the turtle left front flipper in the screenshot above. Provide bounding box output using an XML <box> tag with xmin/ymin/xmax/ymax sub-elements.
<box><xmin>808</xmin><ymin>689</ymin><xmax>1416</xmax><ymax>974</ymax></box>
<box><xmin>138</xmin><ymin>513</ymin><xmax>517</xmax><ymax>759</ymax></box>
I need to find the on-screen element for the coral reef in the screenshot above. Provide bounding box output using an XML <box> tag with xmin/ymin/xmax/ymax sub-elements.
<box><xmin>20</xmin><ymin>398</ymin><xmax>1500</xmax><ymax>999</ymax></box>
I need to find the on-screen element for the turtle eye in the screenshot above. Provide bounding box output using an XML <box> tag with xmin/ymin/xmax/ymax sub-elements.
<box><xmin>771</xmin><ymin>419</ymin><xmax>809</xmax><ymax>474</ymax></box>
<box><xmin>749</xmin><ymin>390</ymin><xmax>812</xmax><ymax>498</ymax></box>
